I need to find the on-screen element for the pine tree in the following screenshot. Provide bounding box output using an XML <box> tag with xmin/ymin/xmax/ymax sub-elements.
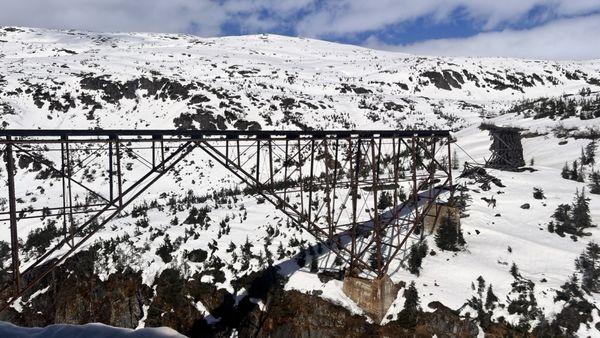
<box><xmin>435</xmin><ymin>212</ymin><xmax>465</xmax><ymax>251</ymax></box>
<box><xmin>551</xmin><ymin>204</ymin><xmax>572</xmax><ymax>235</ymax></box>
<box><xmin>580</xmin><ymin>147</ymin><xmax>588</xmax><ymax>167</ymax></box>
<box><xmin>572</xmin><ymin>188</ymin><xmax>594</xmax><ymax>235</ymax></box>
<box><xmin>589</xmin><ymin>170</ymin><xmax>600</xmax><ymax>194</ymax></box>
<box><xmin>377</xmin><ymin>191</ymin><xmax>392</xmax><ymax>210</ymax></box>
<box><xmin>585</xmin><ymin>141</ymin><xmax>597</xmax><ymax>165</ymax></box>
<box><xmin>510</xmin><ymin>263</ymin><xmax>520</xmax><ymax>278</ymax></box>
<box><xmin>407</xmin><ymin>240</ymin><xmax>428</xmax><ymax>275</ymax></box>
<box><xmin>476</xmin><ymin>276</ymin><xmax>485</xmax><ymax>296</ymax></box>
<box><xmin>561</xmin><ymin>162</ymin><xmax>570</xmax><ymax>179</ymax></box>
<box><xmin>485</xmin><ymin>284</ymin><xmax>498</xmax><ymax>310</ymax></box>
<box><xmin>575</xmin><ymin>242</ymin><xmax>600</xmax><ymax>292</ymax></box>
<box><xmin>570</xmin><ymin>161</ymin><xmax>583</xmax><ymax>182</ymax></box>
<box><xmin>555</xmin><ymin>274</ymin><xmax>583</xmax><ymax>302</ymax></box>
<box><xmin>403</xmin><ymin>281</ymin><xmax>420</xmax><ymax>315</ymax></box>
<box><xmin>277</xmin><ymin>241</ymin><xmax>285</xmax><ymax>259</ymax></box>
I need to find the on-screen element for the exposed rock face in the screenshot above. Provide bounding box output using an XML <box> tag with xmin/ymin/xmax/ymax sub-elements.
<box><xmin>0</xmin><ymin>250</ymin><xmax>152</xmax><ymax>328</ymax></box>
<box><xmin>1</xmin><ymin>250</ymin><xmax>562</xmax><ymax>337</ymax></box>
<box><xmin>239</xmin><ymin>291</ymin><xmax>480</xmax><ymax>338</ymax></box>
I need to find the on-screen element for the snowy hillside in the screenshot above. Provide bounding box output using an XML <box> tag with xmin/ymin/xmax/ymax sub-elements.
<box><xmin>1</xmin><ymin>26</ymin><xmax>600</xmax><ymax>337</ymax></box>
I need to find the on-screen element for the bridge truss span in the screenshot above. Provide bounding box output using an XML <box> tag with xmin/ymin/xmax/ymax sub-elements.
<box><xmin>0</xmin><ymin>129</ymin><xmax>454</xmax><ymax>311</ymax></box>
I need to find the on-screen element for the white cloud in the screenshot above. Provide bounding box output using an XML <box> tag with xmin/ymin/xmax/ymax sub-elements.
<box><xmin>0</xmin><ymin>0</ymin><xmax>599</xmax><ymax>59</ymax></box>
<box><xmin>295</xmin><ymin>0</ymin><xmax>600</xmax><ymax>37</ymax></box>
<box><xmin>365</xmin><ymin>14</ymin><xmax>600</xmax><ymax>60</ymax></box>
<box><xmin>0</xmin><ymin>0</ymin><xmax>228</xmax><ymax>36</ymax></box>
<box><xmin>0</xmin><ymin>0</ymin><xmax>318</xmax><ymax>36</ymax></box>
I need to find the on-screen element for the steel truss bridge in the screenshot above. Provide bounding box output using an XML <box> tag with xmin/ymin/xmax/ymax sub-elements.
<box><xmin>0</xmin><ymin>129</ymin><xmax>454</xmax><ymax>311</ymax></box>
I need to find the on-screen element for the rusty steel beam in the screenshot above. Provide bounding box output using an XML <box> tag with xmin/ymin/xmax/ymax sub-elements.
<box><xmin>0</xmin><ymin>129</ymin><xmax>454</xmax><ymax>312</ymax></box>
<box><xmin>5</xmin><ymin>137</ymin><xmax>20</xmax><ymax>297</ymax></box>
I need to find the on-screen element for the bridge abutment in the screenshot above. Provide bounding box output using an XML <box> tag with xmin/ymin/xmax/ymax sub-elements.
<box><xmin>342</xmin><ymin>274</ymin><xmax>400</xmax><ymax>322</ymax></box>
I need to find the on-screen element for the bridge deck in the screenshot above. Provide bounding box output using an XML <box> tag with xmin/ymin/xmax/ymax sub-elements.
<box><xmin>0</xmin><ymin>129</ymin><xmax>450</xmax><ymax>139</ymax></box>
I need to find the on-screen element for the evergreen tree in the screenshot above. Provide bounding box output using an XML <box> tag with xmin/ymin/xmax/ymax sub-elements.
<box><xmin>552</xmin><ymin>204</ymin><xmax>573</xmax><ymax>235</ymax></box>
<box><xmin>296</xmin><ymin>247</ymin><xmax>306</xmax><ymax>267</ymax></box>
<box><xmin>277</xmin><ymin>241</ymin><xmax>285</xmax><ymax>259</ymax></box>
<box><xmin>561</xmin><ymin>162</ymin><xmax>570</xmax><ymax>179</ymax></box>
<box><xmin>572</xmin><ymin>188</ymin><xmax>594</xmax><ymax>235</ymax></box>
<box><xmin>555</xmin><ymin>274</ymin><xmax>583</xmax><ymax>302</ymax></box>
<box><xmin>403</xmin><ymin>281</ymin><xmax>420</xmax><ymax>315</ymax></box>
<box><xmin>377</xmin><ymin>191</ymin><xmax>393</xmax><ymax>210</ymax></box>
<box><xmin>510</xmin><ymin>263</ymin><xmax>520</xmax><ymax>279</ymax></box>
<box><xmin>570</xmin><ymin>160</ymin><xmax>584</xmax><ymax>182</ymax></box>
<box><xmin>580</xmin><ymin>147</ymin><xmax>588</xmax><ymax>167</ymax></box>
<box><xmin>435</xmin><ymin>212</ymin><xmax>465</xmax><ymax>251</ymax></box>
<box><xmin>584</xmin><ymin>141</ymin><xmax>597</xmax><ymax>165</ymax></box>
<box><xmin>407</xmin><ymin>240</ymin><xmax>428</xmax><ymax>275</ymax></box>
<box><xmin>241</xmin><ymin>237</ymin><xmax>254</xmax><ymax>257</ymax></box>
<box><xmin>589</xmin><ymin>170</ymin><xmax>600</xmax><ymax>194</ymax></box>
<box><xmin>476</xmin><ymin>276</ymin><xmax>486</xmax><ymax>296</ymax></box>
<box><xmin>484</xmin><ymin>284</ymin><xmax>498</xmax><ymax>310</ymax></box>
<box><xmin>575</xmin><ymin>242</ymin><xmax>600</xmax><ymax>293</ymax></box>
<box><xmin>549</xmin><ymin>189</ymin><xmax>595</xmax><ymax>237</ymax></box>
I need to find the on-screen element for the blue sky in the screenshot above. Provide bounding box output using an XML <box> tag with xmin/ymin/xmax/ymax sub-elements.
<box><xmin>1</xmin><ymin>0</ymin><xmax>600</xmax><ymax>59</ymax></box>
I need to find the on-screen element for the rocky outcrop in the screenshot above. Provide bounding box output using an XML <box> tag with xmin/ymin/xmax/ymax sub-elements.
<box><xmin>0</xmin><ymin>250</ymin><xmax>152</xmax><ymax>328</ymax></box>
<box><xmin>1</xmin><ymin>251</ymin><xmax>565</xmax><ymax>337</ymax></box>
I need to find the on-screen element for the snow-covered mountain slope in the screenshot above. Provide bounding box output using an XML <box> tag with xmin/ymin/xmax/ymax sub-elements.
<box><xmin>1</xmin><ymin>26</ymin><xmax>600</xmax><ymax>337</ymax></box>
<box><xmin>1</xmin><ymin>26</ymin><xmax>600</xmax><ymax>132</ymax></box>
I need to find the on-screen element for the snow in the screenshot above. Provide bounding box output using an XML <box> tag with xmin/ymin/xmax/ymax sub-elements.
<box><xmin>0</xmin><ymin>321</ymin><xmax>185</xmax><ymax>338</ymax></box>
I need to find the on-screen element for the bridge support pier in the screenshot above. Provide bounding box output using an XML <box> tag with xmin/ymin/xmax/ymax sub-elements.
<box><xmin>342</xmin><ymin>274</ymin><xmax>400</xmax><ymax>322</ymax></box>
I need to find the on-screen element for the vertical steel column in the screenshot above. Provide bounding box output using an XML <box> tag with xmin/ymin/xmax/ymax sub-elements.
<box><xmin>307</xmin><ymin>138</ymin><xmax>315</xmax><ymax>224</ymax></box>
<box><xmin>283</xmin><ymin>138</ymin><xmax>289</xmax><ymax>211</ymax></box>
<box><xmin>61</xmin><ymin>140</ymin><xmax>69</xmax><ymax>243</ymax></box>
<box><xmin>160</xmin><ymin>137</ymin><xmax>165</xmax><ymax>172</ymax></box>
<box><xmin>108</xmin><ymin>139</ymin><xmax>114</xmax><ymax>202</ymax></box>
<box><xmin>268</xmin><ymin>138</ymin><xmax>274</xmax><ymax>187</ymax></box>
<box><xmin>447</xmin><ymin>136</ymin><xmax>453</xmax><ymax>186</ymax></box>
<box><xmin>349</xmin><ymin>137</ymin><xmax>360</xmax><ymax>274</ymax></box>
<box><xmin>225</xmin><ymin>139</ymin><xmax>229</xmax><ymax>160</ymax></box>
<box><xmin>64</xmin><ymin>136</ymin><xmax>75</xmax><ymax>246</ymax></box>
<box><xmin>324</xmin><ymin>138</ymin><xmax>332</xmax><ymax>236</ymax></box>
<box><xmin>424</xmin><ymin>138</ymin><xmax>435</xmax><ymax>240</ymax></box>
<box><xmin>411</xmin><ymin>136</ymin><xmax>419</xmax><ymax>237</ymax></box>
<box><xmin>371</xmin><ymin>137</ymin><xmax>382</xmax><ymax>276</ymax></box>
<box><xmin>331</xmin><ymin>138</ymin><xmax>339</xmax><ymax>233</ymax></box>
<box><xmin>152</xmin><ymin>135</ymin><xmax>162</xmax><ymax>170</ymax></box>
<box><xmin>115</xmin><ymin>136</ymin><xmax>123</xmax><ymax>208</ymax></box>
<box><xmin>236</xmin><ymin>138</ymin><xmax>241</xmax><ymax>167</ymax></box>
<box><xmin>5</xmin><ymin>137</ymin><xmax>20</xmax><ymax>297</ymax></box>
<box><xmin>298</xmin><ymin>138</ymin><xmax>304</xmax><ymax>214</ymax></box>
<box><xmin>392</xmin><ymin>137</ymin><xmax>399</xmax><ymax>212</ymax></box>
<box><xmin>256</xmin><ymin>139</ymin><xmax>261</xmax><ymax>183</ymax></box>
<box><xmin>151</xmin><ymin>138</ymin><xmax>156</xmax><ymax>169</ymax></box>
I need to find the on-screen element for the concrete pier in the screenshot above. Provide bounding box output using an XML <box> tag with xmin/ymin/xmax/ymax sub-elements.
<box><xmin>342</xmin><ymin>274</ymin><xmax>400</xmax><ymax>322</ymax></box>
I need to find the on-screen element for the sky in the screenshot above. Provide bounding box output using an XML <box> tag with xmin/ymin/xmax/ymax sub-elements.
<box><xmin>1</xmin><ymin>0</ymin><xmax>600</xmax><ymax>60</ymax></box>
